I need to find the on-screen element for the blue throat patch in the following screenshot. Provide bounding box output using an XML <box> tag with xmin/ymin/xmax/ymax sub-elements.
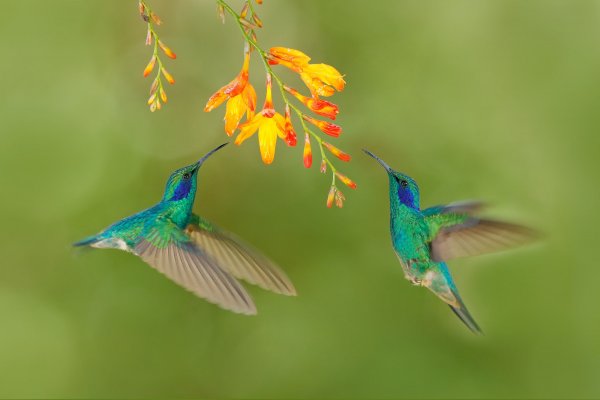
<box><xmin>170</xmin><ymin>179</ymin><xmax>192</xmax><ymax>201</ymax></box>
<box><xmin>398</xmin><ymin>186</ymin><xmax>416</xmax><ymax>209</ymax></box>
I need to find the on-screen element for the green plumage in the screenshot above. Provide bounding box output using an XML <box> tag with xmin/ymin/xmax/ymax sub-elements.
<box><xmin>74</xmin><ymin>143</ymin><xmax>296</xmax><ymax>315</ymax></box>
<box><xmin>364</xmin><ymin>149</ymin><xmax>536</xmax><ymax>333</ymax></box>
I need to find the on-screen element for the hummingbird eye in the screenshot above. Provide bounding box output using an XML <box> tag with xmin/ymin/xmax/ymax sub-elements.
<box><xmin>182</xmin><ymin>172</ymin><xmax>191</xmax><ymax>180</ymax></box>
<box><xmin>401</xmin><ymin>180</ymin><xmax>408</xmax><ymax>187</ymax></box>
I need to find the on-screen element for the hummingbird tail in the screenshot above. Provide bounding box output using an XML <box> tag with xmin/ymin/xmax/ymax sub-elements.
<box><xmin>73</xmin><ymin>235</ymin><xmax>100</xmax><ymax>247</ymax></box>
<box><xmin>448</xmin><ymin>301</ymin><xmax>482</xmax><ymax>335</ymax></box>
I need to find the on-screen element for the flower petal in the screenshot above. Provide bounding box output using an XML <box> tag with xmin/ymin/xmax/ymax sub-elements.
<box><xmin>235</xmin><ymin>114</ymin><xmax>263</xmax><ymax>145</ymax></box>
<box><xmin>224</xmin><ymin>95</ymin><xmax>248</xmax><ymax>136</ymax></box>
<box><xmin>258</xmin><ymin>118</ymin><xmax>279</xmax><ymax>164</ymax></box>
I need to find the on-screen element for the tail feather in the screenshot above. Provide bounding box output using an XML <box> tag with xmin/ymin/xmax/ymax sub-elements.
<box><xmin>448</xmin><ymin>303</ymin><xmax>482</xmax><ymax>334</ymax></box>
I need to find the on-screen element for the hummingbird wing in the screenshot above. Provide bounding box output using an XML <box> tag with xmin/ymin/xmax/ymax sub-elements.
<box><xmin>422</xmin><ymin>200</ymin><xmax>485</xmax><ymax>217</ymax></box>
<box><xmin>426</xmin><ymin>208</ymin><xmax>536</xmax><ymax>262</ymax></box>
<box><xmin>133</xmin><ymin>220</ymin><xmax>257</xmax><ymax>315</ymax></box>
<box><xmin>184</xmin><ymin>214</ymin><xmax>296</xmax><ymax>296</ymax></box>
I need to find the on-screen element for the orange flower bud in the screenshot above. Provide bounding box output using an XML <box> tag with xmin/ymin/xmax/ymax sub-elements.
<box><xmin>320</xmin><ymin>160</ymin><xmax>327</xmax><ymax>173</ymax></box>
<box><xmin>326</xmin><ymin>186</ymin><xmax>335</xmax><ymax>208</ymax></box>
<box><xmin>161</xmin><ymin>67</ymin><xmax>175</xmax><ymax>84</ymax></box>
<box><xmin>256</xmin><ymin>0</ymin><xmax>263</xmax><ymax>4</ymax></box>
<box><xmin>284</xmin><ymin>86</ymin><xmax>339</xmax><ymax>119</ymax></box>
<box><xmin>239</xmin><ymin>17</ymin><xmax>259</xmax><ymax>30</ymax></box>
<box><xmin>323</xmin><ymin>142</ymin><xmax>351</xmax><ymax>162</ymax></box>
<box><xmin>138</xmin><ymin>1</ymin><xmax>145</xmax><ymax>16</ymax></box>
<box><xmin>284</xmin><ymin>105</ymin><xmax>297</xmax><ymax>146</ymax></box>
<box><xmin>145</xmin><ymin>28</ymin><xmax>152</xmax><ymax>45</ymax></box>
<box><xmin>335</xmin><ymin>172</ymin><xmax>357</xmax><ymax>189</ymax></box>
<box><xmin>150</xmin><ymin>11</ymin><xmax>161</xmax><ymax>25</ymax></box>
<box><xmin>143</xmin><ymin>55</ymin><xmax>156</xmax><ymax>77</ymax></box>
<box><xmin>252</xmin><ymin>13</ymin><xmax>263</xmax><ymax>28</ymax></box>
<box><xmin>240</xmin><ymin>2</ymin><xmax>249</xmax><ymax>18</ymax></box>
<box><xmin>303</xmin><ymin>115</ymin><xmax>342</xmax><ymax>137</ymax></box>
<box><xmin>159</xmin><ymin>87</ymin><xmax>167</xmax><ymax>103</ymax></box>
<box><xmin>158</xmin><ymin>40</ymin><xmax>176</xmax><ymax>59</ymax></box>
<box><xmin>303</xmin><ymin>132</ymin><xmax>312</xmax><ymax>168</ymax></box>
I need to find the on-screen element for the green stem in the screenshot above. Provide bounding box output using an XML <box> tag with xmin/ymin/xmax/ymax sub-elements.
<box><xmin>217</xmin><ymin>0</ymin><xmax>339</xmax><ymax>186</ymax></box>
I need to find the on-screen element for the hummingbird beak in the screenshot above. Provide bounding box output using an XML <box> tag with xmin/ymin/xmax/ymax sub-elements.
<box><xmin>363</xmin><ymin>149</ymin><xmax>393</xmax><ymax>173</ymax></box>
<box><xmin>196</xmin><ymin>142</ymin><xmax>229</xmax><ymax>168</ymax></box>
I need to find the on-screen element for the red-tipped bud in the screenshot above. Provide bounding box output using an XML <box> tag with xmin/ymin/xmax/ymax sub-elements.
<box><xmin>143</xmin><ymin>55</ymin><xmax>156</xmax><ymax>77</ymax></box>
<box><xmin>161</xmin><ymin>67</ymin><xmax>175</xmax><ymax>84</ymax></box>
<box><xmin>158</xmin><ymin>40</ymin><xmax>176</xmax><ymax>59</ymax></box>
<box><xmin>323</xmin><ymin>141</ymin><xmax>351</xmax><ymax>162</ymax></box>
<box><xmin>335</xmin><ymin>172</ymin><xmax>357</xmax><ymax>189</ymax></box>
<box><xmin>303</xmin><ymin>115</ymin><xmax>342</xmax><ymax>137</ymax></box>
<box><xmin>284</xmin><ymin>105</ymin><xmax>297</xmax><ymax>146</ymax></box>
<box><xmin>303</xmin><ymin>133</ymin><xmax>312</xmax><ymax>168</ymax></box>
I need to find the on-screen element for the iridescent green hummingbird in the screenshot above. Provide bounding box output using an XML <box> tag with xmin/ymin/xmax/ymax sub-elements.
<box><xmin>364</xmin><ymin>149</ymin><xmax>535</xmax><ymax>333</ymax></box>
<box><xmin>74</xmin><ymin>143</ymin><xmax>296</xmax><ymax>315</ymax></box>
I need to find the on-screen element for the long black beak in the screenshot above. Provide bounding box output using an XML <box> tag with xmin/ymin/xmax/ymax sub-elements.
<box><xmin>197</xmin><ymin>143</ymin><xmax>228</xmax><ymax>167</ymax></box>
<box><xmin>363</xmin><ymin>149</ymin><xmax>393</xmax><ymax>173</ymax></box>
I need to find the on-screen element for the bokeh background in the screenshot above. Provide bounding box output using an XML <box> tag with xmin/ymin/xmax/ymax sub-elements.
<box><xmin>1</xmin><ymin>0</ymin><xmax>599</xmax><ymax>398</ymax></box>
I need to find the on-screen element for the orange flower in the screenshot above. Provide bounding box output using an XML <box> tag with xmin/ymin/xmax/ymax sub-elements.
<box><xmin>322</xmin><ymin>141</ymin><xmax>351</xmax><ymax>162</ymax></box>
<box><xmin>224</xmin><ymin>84</ymin><xmax>256</xmax><ymax>136</ymax></box>
<box><xmin>205</xmin><ymin>50</ymin><xmax>251</xmax><ymax>112</ymax></box>
<box><xmin>303</xmin><ymin>115</ymin><xmax>342</xmax><ymax>137</ymax></box>
<box><xmin>284</xmin><ymin>86</ymin><xmax>339</xmax><ymax>120</ymax></box>
<box><xmin>300</xmin><ymin>63</ymin><xmax>345</xmax><ymax>97</ymax></box>
<box><xmin>303</xmin><ymin>132</ymin><xmax>312</xmax><ymax>168</ymax></box>
<box><xmin>268</xmin><ymin>47</ymin><xmax>311</xmax><ymax>71</ymax></box>
<box><xmin>235</xmin><ymin>75</ymin><xmax>286</xmax><ymax>164</ymax></box>
<box><xmin>269</xmin><ymin>47</ymin><xmax>345</xmax><ymax>98</ymax></box>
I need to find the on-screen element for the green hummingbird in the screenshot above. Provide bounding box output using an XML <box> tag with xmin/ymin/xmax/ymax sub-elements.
<box><xmin>363</xmin><ymin>149</ymin><xmax>535</xmax><ymax>333</ymax></box>
<box><xmin>74</xmin><ymin>143</ymin><xmax>296</xmax><ymax>315</ymax></box>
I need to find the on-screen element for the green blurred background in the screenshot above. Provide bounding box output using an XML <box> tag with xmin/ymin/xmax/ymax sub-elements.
<box><xmin>1</xmin><ymin>0</ymin><xmax>599</xmax><ymax>398</ymax></box>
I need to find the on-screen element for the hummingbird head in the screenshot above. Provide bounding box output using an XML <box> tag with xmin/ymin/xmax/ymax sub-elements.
<box><xmin>363</xmin><ymin>149</ymin><xmax>420</xmax><ymax>210</ymax></box>
<box><xmin>162</xmin><ymin>143</ymin><xmax>228</xmax><ymax>203</ymax></box>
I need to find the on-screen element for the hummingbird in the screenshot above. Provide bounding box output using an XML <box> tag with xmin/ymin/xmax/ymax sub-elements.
<box><xmin>74</xmin><ymin>143</ymin><xmax>296</xmax><ymax>315</ymax></box>
<box><xmin>363</xmin><ymin>149</ymin><xmax>535</xmax><ymax>333</ymax></box>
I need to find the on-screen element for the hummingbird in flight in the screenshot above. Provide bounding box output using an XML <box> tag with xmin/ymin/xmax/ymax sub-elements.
<box><xmin>363</xmin><ymin>149</ymin><xmax>535</xmax><ymax>333</ymax></box>
<box><xmin>74</xmin><ymin>143</ymin><xmax>296</xmax><ymax>315</ymax></box>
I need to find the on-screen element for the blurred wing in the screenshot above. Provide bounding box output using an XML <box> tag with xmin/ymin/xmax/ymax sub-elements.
<box><xmin>133</xmin><ymin>223</ymin><xmax>256</xmax><ymax>315</ymax></box>
<box><xmin>186</xmin><ymin>217</ymin><xmax>296</xmax><ymax>296</ymax></box>
<box><xmin>422</xmin><ymin>200</ymin><xmax>485</xmax><ymax>217</ymax></box>
<box><xmin>429</xmin><ymin>218</ymin><xmax>537</xmax><ymax>262</ymax></box>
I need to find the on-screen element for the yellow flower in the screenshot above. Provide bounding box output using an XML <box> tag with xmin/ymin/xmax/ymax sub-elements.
<box><xmin>300</xmin><ymin>63</ymin><xmax>345</xmax><ymax>98</ymax></box>
<box><xmin>205</xmin><ymin>51</ymin><xmax>251</xmax><ymax>111</ymax></box>
<box><xmin>235</xmin><ymin>75</ymin><xmax>286</xmax><ymax>164</ymax></box>
<box><xmin>205</xmin><ymin>50</ymin><xmax>256</xmax><ymax>135</ymax></box>
<box><xmin>269</xmin><ymin>47</ymin><xmax>345</xmax><ymax>97</ymax></box>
